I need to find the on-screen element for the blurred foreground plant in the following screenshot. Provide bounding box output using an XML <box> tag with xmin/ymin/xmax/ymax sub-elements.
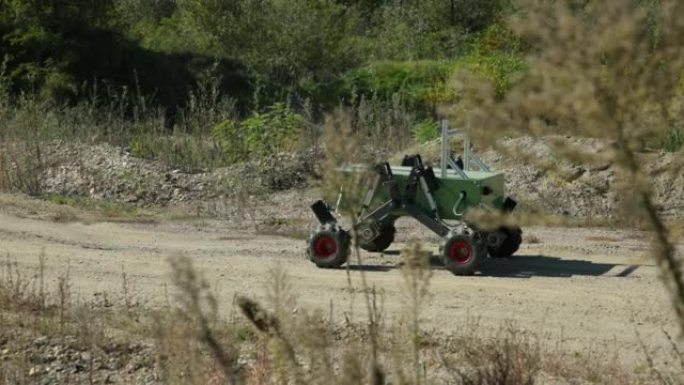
<box><xmin>448</xmin><ymin>0</ymin><xmax>684</xmax><ymax>330</ymax></box>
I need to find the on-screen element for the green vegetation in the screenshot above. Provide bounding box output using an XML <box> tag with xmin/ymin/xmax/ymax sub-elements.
<box><xmin>0</xmin><ymin>0</ymin><xmax>679</xmax><ymax>172</ymax></box>
<box><xmin>349</xmin><ymin>61</ymin><xmax>456</xmax><ymax>108</ymax></box>
<box><xmin>0</xmin><ymin>0</ymin><xmax>511</xmax><ymax>108</ymax></box>
<box><xmin>0</xmin><ymin>0</ymin><xmax>527</xmax><ymax>171</ymax></box>
<box><xmin>412</xmin><ymin>119</ymin><xmax>440</xmax><ymax>144</ymax></box>
<box><xmin>662</xmin><ymin>126</ymin><xmax>684</xmax><ymax>153</ymax></box>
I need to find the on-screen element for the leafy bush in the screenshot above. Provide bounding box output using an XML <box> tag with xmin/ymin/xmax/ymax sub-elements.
<box><xmin>242</xmin><ymin>103</ymin><xmax>303</xmax><ymax>156</ymax></box>
<box><xmin>454</xmin><ymin>21</ymin><xmax>527</xmax><ymax>99</ymax></box>
<box><xmin>129</xmin><ymin>134</ymin><xmax>159</xmax><ymax>160</ymax></box>
<box><xmin>455</xmin><ymin>51</ymin><xmax>526</xmax><ymax>99</ymax></box>
<box><xmin>211</xmin><ymin>119</ymin><xmax>248</xmax><ymax>165</ymax></box>
<box><xmin>210</xmin><ymin>102</ymin><xmax>303</xmax><ymax>165</ymax></box>
<box><xmin>412</xmin><ymin>119</ymin><xmax>440</xmax><ymax>144</ymax></box>
<box><xmin>363</xmin><ymin>0</ymin><xmax>506</xmax><ymax>60</ymax></box>
<box><xmin>349</xmin><ymin>60</ymin><xmax>456</xmax><ymax>108</ymax></box>
<box><xmin>662</xmin><ymin>125</ymin><xmax>684</xmax><ymax>152</ymax></box>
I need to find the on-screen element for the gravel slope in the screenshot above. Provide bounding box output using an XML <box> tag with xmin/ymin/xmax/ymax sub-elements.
<box><xmin>37</xmin><ymin>137</ymin><xmax>684</xmax><ymax>219</ymax></box>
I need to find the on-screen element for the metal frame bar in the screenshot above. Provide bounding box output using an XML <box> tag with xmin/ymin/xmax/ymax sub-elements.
<box><xmin>463</xmin><ymin>134</ymin><xmax>470</xmax><ymax>172</ymax></box>
<box><xmin>470</xmin><ymin>153</ymin><xmax>491</xmax><ymax>172</ymax></box>
<box><xmin>441</xmin><ymin>120</ymin><xmax>449</xmax><ymax>179</ymax></box>
<box><xmin>419</xmin><ymin>176</ymin><xmax>439</xmax><ymax>220</ymax></box>
<box><xmin>404</xmin><ymin>203</ymin><xmax>450</xmax><ymax>237</ymax></box>
<box><xmin>440</xmin><ymin>119</ymin><xmax>493</xmax><ymax>177</ymax></box>
<box><xmin>440</xmin><ymin>120</ymin><xmax>469</xmax><ymax>179</ymax></box>
<box><xmin>359</xmin><ymin>174</ymin><xmax>380</xmax><ymax>218</ymax></box>
<box><xmin>363</xmin><ymin>200</ymin><xmax>397</xmax><ymax>223</ymax></box>
<box><xmin>446</xmin><ymin>156</ymin><xmax>468</xmax><ymax>179</ymax></box>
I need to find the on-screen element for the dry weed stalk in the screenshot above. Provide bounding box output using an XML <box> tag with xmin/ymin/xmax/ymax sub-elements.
<box><xmin>237</xmin><ymin>296</ymin><xmax>304</xmax><ymax>385</ymax></box>
<box><xmin>265</xmin><ymin>266</ymin><xmax>296</xmax><ymax>320</ymax></box>
<box><xmin>57</xmin><ymin>262</ymin><xmax>71</xmax><ymax>332</ymax></box>
<box><xmin>398</xmin><ymin>242</ymin><xmax>432</xmax><ymax>385</ymax></box>
<box><xmin>170</xmin><ymin>255</ymin><xmax>240</xmax><ymax>384</ymax></box>
<box><xmin>321</xmin><ymin>110</ymin><xmax>387</xmax><ymax>384</ymax></box>
<box><xmin>636</xmin><ymin>327</ymin><xmax>684</xmax><ymax>385</ymax></box>
<box><xmin>449</xmin><ymin>0</ymin><xmax>684</xmax><ymax>331</ymax></box>
<box><xmin>437</xmin><ymin>323</ymin><xmax>541</xmax><ymax>385</ymax></box>
<box><xmin>458</xmin><ymin>328</ymin><xmax>540</xmax><ymax>385</ymax></box>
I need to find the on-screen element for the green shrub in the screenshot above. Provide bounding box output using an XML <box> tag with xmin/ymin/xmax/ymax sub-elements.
<box><xmin>242</xmin><ymin>103</ymin><xmax>302</xmax><ymax>156</ymax></box>
<box><xmin>451</xmin><ymin>20</ymin><xmax>527</xmax><ymax>100</ymax></box>
<box><xmin>40</xmin><ymin>70</ymin><xmax>78</xmax><ymax>102</ymax></box>
<box><xmin>130</xmin><ymin>133</ymin><xmax>159</xmax><ymax>160</ymax></box>
<box><xmin>412</xmin><ymin>119</ymin><xmax>439</xmax><ymax>144</ymax></box>
<box><xmin>349</xmin><ymin>60</ymin><xmax>457</xmax><ymax>108</ymax></box>
<box><xmin>662</xmin><ymin>125</ymin><xmax>684</xmax><ymax>152</ymax></box>
<box><xmin>211</xmin><ymin>119</ymin><xmax>248</xmax><ymax>164</ymax></box>
<box><xmin>347</xmin><ymin>93</ymin><xmax>420</xmax><ymax>152</ymax></box>
<box><xmin>473</xmin><ymin>20</ymin><xmax>523</xmax><ymax>55</ymax></box>
<box><xmin>130</xmin><ymin>134</ymin><xmax>222</xmax><ymax>171</ymax></box>
<box><xmin>457</xmin><ymin>52</ymin><xmax>526</xmax><ymax>98</ymax></box>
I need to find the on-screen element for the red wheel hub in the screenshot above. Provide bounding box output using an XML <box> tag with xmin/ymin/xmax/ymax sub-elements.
<box><xmin>314</xmin><ymin>235</ymin><xmax>337</xmax><ymax>258</ymax></box>
<box><xmin>448</xmin><ymin>240</ymin><xmax>473</xmax><ymax>264</ymax></box>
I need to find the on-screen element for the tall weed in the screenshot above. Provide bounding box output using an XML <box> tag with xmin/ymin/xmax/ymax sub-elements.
<box><xmin>662</xmin><ymin>125</ymin><xmax>684</xmax><ymax>153</ymax></box>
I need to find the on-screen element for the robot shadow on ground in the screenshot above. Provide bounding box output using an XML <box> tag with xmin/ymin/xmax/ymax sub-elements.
<box><xmin>477</xmin><ymin>255</ymin><xmax>640</xmax><ymax>278</ymax></box>
<box><xmin>346</xmin><ymin>253</ymin><xmax>641</xmax><ymax>278</ymax></box>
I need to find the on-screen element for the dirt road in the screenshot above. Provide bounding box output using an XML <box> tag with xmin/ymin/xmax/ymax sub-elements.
<box><xmin>0</xmin><ymin>208</ymin><xmax>680</xmax><ymax>366</ymax></box>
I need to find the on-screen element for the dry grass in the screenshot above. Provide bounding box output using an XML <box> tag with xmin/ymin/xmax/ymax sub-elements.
<box><xmin>0</xmin><ymin>193</ymin><xmax>205</xmax><ymax>225</ymax></box>
<box><xmin>524</xmin><ymin>234</ymin><xmax>541</xmax><ymax>244</ymax></box>
<box><xmin>1</xmin><ymin>247</ymin><xmax>682</xmax><ymax>385</ymax></box>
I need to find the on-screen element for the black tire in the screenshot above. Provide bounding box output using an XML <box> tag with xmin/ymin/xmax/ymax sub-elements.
<box><xmin>487</xmin><ymin>227</ymin><xmax>522</xmax><ymax>258</ymax></box>
<box><xmin>359</xmin><ymin>225</ymin><xmax>396</xmax><ymax>252</ymax></box>
<box><xmin>307</xmin><ymin>227</ymin><xmax>351</xmax><ymax>268</ymax></box>
<box><xmin>441</xmin><ymin>231</ymin><xmax>485</xmax><ymax>276</ymax></box>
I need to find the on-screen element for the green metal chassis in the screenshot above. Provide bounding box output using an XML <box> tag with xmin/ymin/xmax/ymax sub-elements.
<box><xmin>341</xmin><ymin>164</ymin><xmax>507</xmax><ymax>224</ymax></box>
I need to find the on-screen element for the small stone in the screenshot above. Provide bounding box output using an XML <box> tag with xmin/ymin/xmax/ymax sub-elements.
<box><xmin>126</xmin><ymin>361</ymin><xmax>141</xmax><ymax>373</ymax></box>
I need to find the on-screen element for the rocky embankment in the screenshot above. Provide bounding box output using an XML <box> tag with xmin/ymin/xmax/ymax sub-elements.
<box><xmin>38</xmin><ymin>137</ymin><xmax>683</xmax><ymax>219</ymax></box>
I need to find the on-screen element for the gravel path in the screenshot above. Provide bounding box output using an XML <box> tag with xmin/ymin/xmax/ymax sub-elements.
<box><xmin>0</xmin><ymin>208</ymin><xmax>680</xmax><ymax>367</ymax></box>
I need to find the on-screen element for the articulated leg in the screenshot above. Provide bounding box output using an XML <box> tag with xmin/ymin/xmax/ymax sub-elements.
<box><xmin>311</xmin><ymin>200</ymin><xmax>337</xmax><ymax>225</ymax></box>
<box><xmin>419</xmin><ymin>176</ymin><xmax>440</xmax><ymax>220</ymax></box>
<box><xmin>404</xmin><ymin>203</ymin><xmax>450</xmax><ymax>237</ymax></box>
<box><xmin>359</xmin><ymin>174</ymin><xmax>381</xmax><ymax>218</ymax></box>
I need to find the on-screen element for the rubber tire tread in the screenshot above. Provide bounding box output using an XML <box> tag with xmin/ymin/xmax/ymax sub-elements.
<box><xmin>488</xmin><ymin>227</ymin><xmax>522</xmax><ymax>258</ymax></box>
<box><xmin>442</xmin><ymin>233</ymin><xmax>485</xmax><ymax>276</ymax></box>
<box><xmin>308</xmin><ymin>229</ymin><xmax>351</xmax><ymax>268</ymax></box>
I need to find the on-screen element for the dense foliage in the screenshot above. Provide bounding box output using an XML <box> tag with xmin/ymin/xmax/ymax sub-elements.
<box><xmin>0</xmin><ymin>0</ymin><xmax>515</xmax><ymax>116</ymax></box>
<box><xmin>2</xmin><ymin>0</ymin><xmax>680</xmax><ymax>166</ymax></box>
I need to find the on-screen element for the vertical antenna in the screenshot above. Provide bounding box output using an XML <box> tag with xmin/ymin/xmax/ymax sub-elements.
<box><xmin>464</xmin><ymin>117</ymin><xmax>471</xmax><ymax>172</ymax></box>
<box><xmin>440</xmin><ymin>119</ymin><xmax>448</xmax><ymax>178</ymax></box>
